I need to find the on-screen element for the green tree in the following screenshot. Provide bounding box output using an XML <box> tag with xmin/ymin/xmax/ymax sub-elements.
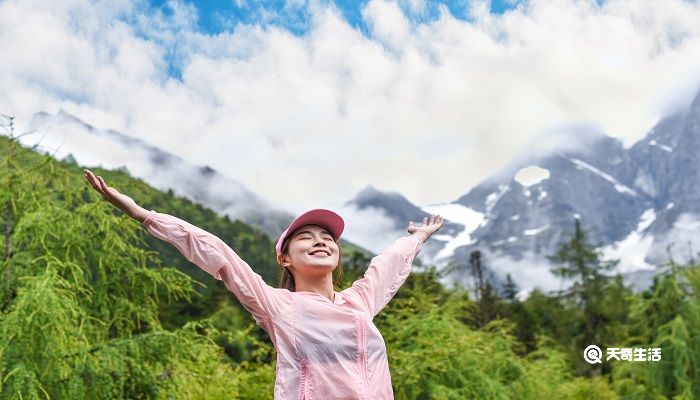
<box><xmin>502</xmin><ymin>273</ymin><xmax>519</xmax><ymax>302</ymax></box>
<box><xmin>613</xmin><ymin>262</ymin><xmax>700</xmax><ymax>399</ymax></box>
<box><xmin>549</xmin><ymin>218</ymin><xmax>617</xmax><ymax>376</ymax></box>
<box><xmin>469</xmin><ymin>250</ymin><xmax>500</xmax><ymax>328</ymax></box>
<box><xmin>376</xmin><ymin>266</ymin><xmax>617</xmax><ymax>400</ymax></box>
<box><xmin>0</xmin><ymin>132</ymin><xmax>268</xmax><ymax>399</ymax></box>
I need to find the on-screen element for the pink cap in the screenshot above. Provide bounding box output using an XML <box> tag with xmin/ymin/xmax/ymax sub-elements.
<box><xmin>275</xmin><ymin>209</ymin><xmax>345</xmax><ymax>257</ymax></box>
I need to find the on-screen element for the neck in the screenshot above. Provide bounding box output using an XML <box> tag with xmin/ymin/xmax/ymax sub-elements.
<box><xmin>294</xmin><ymin>273</ymin><xmax>335</xmax><ymax>301</ymax></box>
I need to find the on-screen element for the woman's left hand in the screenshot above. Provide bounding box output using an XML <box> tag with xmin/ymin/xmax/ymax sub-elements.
<box><xmin>407</xmin><ymin>215</ymin><xmax>444</xmax><ymax>243</ymax></box>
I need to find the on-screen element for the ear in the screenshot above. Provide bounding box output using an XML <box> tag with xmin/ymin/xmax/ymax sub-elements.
<box><xmin>277</xmin><ymin>254</ymin><xmax>289</xmax><ymax>267</ymax></box>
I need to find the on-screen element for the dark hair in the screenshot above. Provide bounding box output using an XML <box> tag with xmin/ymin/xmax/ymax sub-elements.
<box><xmin>277</xmin><ymin>233</ymin><xmax>344</xmax><ymax>292</ymax></box>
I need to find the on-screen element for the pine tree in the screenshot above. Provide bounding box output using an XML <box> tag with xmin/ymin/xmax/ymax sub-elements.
<box><xmin>614</xmin><ymin>262</ymin><xmax>700</xmax><ymax>399</ymax></box>
<box><xmin>549</xmin><ymin>218</ymin><xmax>616</xmax><ymax>376</ymax></box>
<box><xmin>502</xmin><ymin>273</ymin><xmax>519</xmax><ymax>302</ymax></box>
<box><xmin>469</xmin><ymin>250</ymin><xmax>500</xmax><ymax>327</ymax></box>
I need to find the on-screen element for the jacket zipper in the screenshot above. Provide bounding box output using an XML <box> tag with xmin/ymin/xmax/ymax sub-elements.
<box><xmin>300</xmin><ymin>360</ymin><xmax>309</xmax><ymax>400</ymax></box>
<box><xmin>358</xmin><ymin>314</ymin><xmax>371</xmax><ymax>399</ymax></box>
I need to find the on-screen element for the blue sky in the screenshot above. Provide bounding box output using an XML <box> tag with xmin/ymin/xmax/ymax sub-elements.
<box><xmin>2</xmin><ymin>0</ymin><xmax>699</xmax><ymax>214</ymax></box>
<box><xmin>147</xmin><ymin>0</ymin><xmax>524</xmax><ymax>37</ymax></box>
<box><xmin>144</xmin><ymin>0</ymin><xmax>529</xmax><ymax>79</ymax></box>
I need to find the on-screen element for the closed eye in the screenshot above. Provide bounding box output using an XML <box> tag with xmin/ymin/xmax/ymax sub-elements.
<box><xmin>295</xmin><ymin>234</ymin><xmax>334</xmax><ymax>242</ymax></box>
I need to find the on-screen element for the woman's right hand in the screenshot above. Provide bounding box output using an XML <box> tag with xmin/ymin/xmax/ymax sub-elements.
<box><xmin>84</xmin><ymin>169</ymin><xmax>149</xmax><ymax>222</ymax></box>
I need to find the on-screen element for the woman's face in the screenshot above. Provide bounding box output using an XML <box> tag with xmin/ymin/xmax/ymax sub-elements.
<box><xmin>282</xmin><ymin>224</ymin><xmax>340</xmax><ymax>276</ymax></box>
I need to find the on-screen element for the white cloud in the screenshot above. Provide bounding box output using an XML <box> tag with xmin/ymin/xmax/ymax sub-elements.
<box><xmin>400</xmin><ymin>0</ymin><xmax>427</xmax><ymax>15</ymax></box>
<box><xmin>437</xmin><ymin>248</ymin><xmax>566</xmax><ymax>298</ymax></box>
<box><xmin>363</xmin><ymin>0</ymin><xmax>411</xmax><ymax>52</ymax></box>
<box><xmin>2</xmin><ymin>0</ymin><xmax>700</xmax><ymax>216</ymax></box>
<box><xmin>335</xmin><ymin>204</ymin><xmax>405</xmax><ymax>254</ymax></box>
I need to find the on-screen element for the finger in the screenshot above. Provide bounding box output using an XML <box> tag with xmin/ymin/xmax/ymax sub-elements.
<box><xmin>97</xmin><ymin>176</ymin><xmax>109</xmax><ymax>192</ymax></box>
<box><xmin>85</xmin><ymin>171</ymin><xmax>111</xmax><ymax>199</ymax></box>
<box><xmin>422</xmin><ymin>217</ymin><xmax>428</xmax><ymax>225</ymax></box>
<box><xmin>85</xmin><ymin>171</ymin><xmax>103</xmax><ymax>194</ymax></box>
<box><xmin>85</xmin><ymin>170</ymin><xmax>100</xmax><ymax>188</ymax></box>
<box><xmin>84</xmin><ymin>170</ymin><xmax>94</xmax><ymax>186</ymax></box>
<box><xmin>97</xmin><ymin>177</ymin><xmax>113</xmax><ymax>198</ymax></box>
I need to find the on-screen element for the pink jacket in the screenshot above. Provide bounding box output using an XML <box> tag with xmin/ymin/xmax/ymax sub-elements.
<box><xmin>142</xmin><ymin>210</ymin><xmax>423</xmax><ymax>399</ymax></box>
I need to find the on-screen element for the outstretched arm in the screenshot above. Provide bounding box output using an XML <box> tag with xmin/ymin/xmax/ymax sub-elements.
<box><xmin>344</xmin><ymin>215</ymin><xmax>444</xmax><ymax>318</ymax></box>
<box><xmin>83</xmin><ymin>169</ymin><xmax>289</xmax><ymax>328</ymax></box>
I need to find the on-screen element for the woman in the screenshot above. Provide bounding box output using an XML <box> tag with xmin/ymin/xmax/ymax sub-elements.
<box><xmin>84</xmin><ymin>169</ymin><xmax>444</xmax><ymax>399</ymax></box>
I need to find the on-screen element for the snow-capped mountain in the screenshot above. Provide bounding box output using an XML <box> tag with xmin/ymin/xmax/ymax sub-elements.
<box><xmin>24</xmin><ymin>110</ymin><xmax>294</xmax><ymax>237</ymax></box>
<box><xmin>12</xmin><ymin>87</ymin><xmax>700</xmax><ymax>297</ymax></box>
<box><xmin>343</xmin><ymin>185</ymin><xmax>467</xmax><ymax>261</ymax></box>
<box><xmin>346</xmin><ymin>89</ymin><xmax>700</xmax><ymax>295</ymax></box>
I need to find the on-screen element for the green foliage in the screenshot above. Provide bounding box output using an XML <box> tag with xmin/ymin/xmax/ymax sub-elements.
<box><xmin>0</xmin><ymin>135</ymin><xmax>269</xmax><ymax>399</ymax></box>
<box><xmin>375</xmin><ymin>270</ymin><xmax>617</xmax><ymax>399</ymax></box>
<box><xmin>612</xmin><ymin>264</ymin><xmax>700</xmax><ymax>400</ymax></box>
<box><xmin>3</xmin><ymin>132</ymin><xmax>700</xmax><ymax>399</ymax></box>
<box><xmin>548</xmin><ymin>219</ymin><xmax>623</xmax><ymax>376</ymax></box>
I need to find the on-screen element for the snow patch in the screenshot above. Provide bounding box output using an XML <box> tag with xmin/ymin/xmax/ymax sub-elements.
<box><xmin>648</xmin><ymin>139</ymin><xmax>673</xmax><ymax>152</ymax></box>
<box><xmin>570</xmin><ymin>158</ymin><xmax>638</xmax><ymax>197</ymax></box>
<box><xmin>600</xmin><ymin>209</ymin><xmax>657</xmax><ymax>273</ymax></box>
<box><xmin>484</xmin><ymin>184</ymin><xmax>510</xmax><ymax>214</ymax></box>
<box><xmin>431</xmin><ymin>234</ymin><xmax>453</xmax><ymax>241</ymax></box>
<box><xmin>510</xmin><ymin>215</ymin><xmax>520</xmax><ymax>221</ymax></box>
<box><xmin>537</xmin><ymin>190</ymin><xmax>548</xmax><ymax>201</ymax></box>
<box><xmin>524</xmin><ymin>224</ymin><xmax>550</xmax><ymax>236</ymax></box>
<box><xmin>514</xmin><ymin>166</ymin><xmax>550</xmax><ymax>187</ymax></box>
<box><xmin>422</xmin><ymin>203</ymin><xmax>485</xmax><ymax>260</ymax></box>
<box><xmin>600</xmin><ymin>234</ymin><xmax>655</xmax><ymax>273</ymax></box>
<box><xmin>636</xmin><ymin>208</ymin><xmax>656</xmax><ymax>233</ymax></box>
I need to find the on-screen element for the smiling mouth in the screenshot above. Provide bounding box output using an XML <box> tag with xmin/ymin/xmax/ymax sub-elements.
<box><xmin>309</xmin><ymin>250</ymin><xmax>331</xmax><ymax>256</ymax></box>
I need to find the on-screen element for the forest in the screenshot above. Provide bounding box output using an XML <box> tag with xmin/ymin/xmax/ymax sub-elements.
<box><xmin>1</xmin><ymin>132</ymin><xmax>699</xmax><ymax>399</ymax></box>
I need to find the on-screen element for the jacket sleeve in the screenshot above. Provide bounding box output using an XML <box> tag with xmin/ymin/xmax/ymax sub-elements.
<box><xmin>344</xmin><ymin>235</ymin><xmax>423</xmax><ymax>318</ymax></box>
<box><xmin>141</xmin><ymin>210</ymin><xmax>289</xmax><ymax>328</ymax></box>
